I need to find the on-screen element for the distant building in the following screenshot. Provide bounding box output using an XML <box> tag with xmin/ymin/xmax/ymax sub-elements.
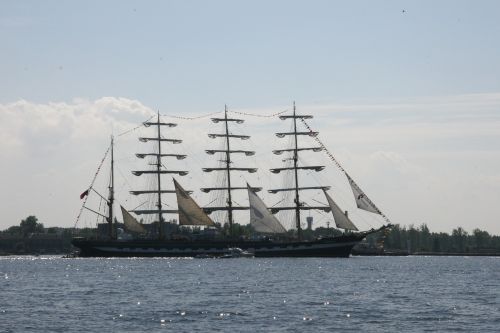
<box><xmin>306</xmin><ymin>216</ymin><xmax>313</xmax><ymax>230</ymax></box>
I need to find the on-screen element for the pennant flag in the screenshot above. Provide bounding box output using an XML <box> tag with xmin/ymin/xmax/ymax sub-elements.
<box><xmin>80</xmin><ymin>189</ymin><xmax>89</xmax><ymax>200</ymax></box>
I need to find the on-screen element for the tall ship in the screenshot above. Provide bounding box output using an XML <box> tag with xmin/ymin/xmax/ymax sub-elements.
<box><xmin>72</xmin><ymin>104</ymin><xmax>391</xmax><ymax>257</ymax></box>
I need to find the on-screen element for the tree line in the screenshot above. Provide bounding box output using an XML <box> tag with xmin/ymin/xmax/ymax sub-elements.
<box><xmin>1</xmin><ymin>215</ymin><xmax>94</xmax><ymax>238</ymax></box>
<box><xmin>379</xmin><ymin>224</ymin><xmax>500</xmax><ymax>254</ymax></box>
<box><xmin>2</xmin><ymin>216</ymin><xmax>500</xmax><ymax>254</ymax></box>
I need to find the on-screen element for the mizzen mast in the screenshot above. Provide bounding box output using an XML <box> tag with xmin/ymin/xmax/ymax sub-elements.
<box><xmin>269</xmin><ymin>102</ymin><xmax>330</xmax><ymax>239</ymax></box>
<box><xmin>131</xmin><ymin>111</ymin><xmax>188</xmax><ymax>239</ymax></box>
<box><xmin>108</xmin><ymin>135</ymin><xmax>115</xmax><ymax>239</ymax></box>
<box><xmin>202</xmin><ymin>106</ymin><xmax>261</xmax><ymax>236</ymax></box>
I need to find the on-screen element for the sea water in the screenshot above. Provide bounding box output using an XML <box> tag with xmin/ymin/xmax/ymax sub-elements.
<box><xmin>0</xmin><ymin>256</ymin><xmax>499</xmax><ymax>332</ymax></box>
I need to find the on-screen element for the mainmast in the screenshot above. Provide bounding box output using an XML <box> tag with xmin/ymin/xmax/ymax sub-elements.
<box><xmin>223</xmin><ymin>107</ymin><xmax>234</xmax><ymax>232</ymax></box>
<box><xmin>155</xmin><ymin>112</ymin><xmax>164</xmax><ymax>238</ymax></box>
<box><xmin>131</xmin><ymin>111</ymin><xmax>188</xmax><ymax>239</ymax></box>
<box><xmin>292</xmin><ymin>103</ymin><xmax>301</xmax><ymax>238</ymax></box>
<box><xmin>202</xmin><ymin>106</ymin><xmax>261</xmax><ymax>237</ymax></box>
<box><xmin>269</xmin><ymin>102</ymin><xmax>331</xmax><ymax>240</ymax></box>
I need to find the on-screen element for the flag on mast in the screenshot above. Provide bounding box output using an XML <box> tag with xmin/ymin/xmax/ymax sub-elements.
<box><xmin>80</xmin><ymin>189</ymin><xmax>89</xmax><ymax>200</ymax></box>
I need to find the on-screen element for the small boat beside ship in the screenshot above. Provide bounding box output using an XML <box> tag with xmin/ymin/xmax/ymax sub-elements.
<box><xmin>72</xmin><ymin>103</ymin><xmax>392</xmax><ymax>257</ymax></box>
<box><xmin>220</xmin><ymin>248</ymin><xmax>254</xmax><ymax>259</ymax></box>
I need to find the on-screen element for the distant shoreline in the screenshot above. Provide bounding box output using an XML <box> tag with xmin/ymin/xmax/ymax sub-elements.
<box><xmin>2</xmin><ymin>251</ymin><xmax>500</xmax><ymax>257</ymax></box>
<box><xmin>352</xmin><ymin>250</ymin><xmax>500</xmax><ymax>257</ymax></box>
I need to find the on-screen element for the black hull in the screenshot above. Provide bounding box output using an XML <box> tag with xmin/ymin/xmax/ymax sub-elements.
<box><xmin>72</xmin><ymin>234</ymin><xmax>367</xmax><ymax>258</ymax></box>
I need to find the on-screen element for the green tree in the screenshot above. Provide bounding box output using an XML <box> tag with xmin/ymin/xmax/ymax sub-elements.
<box><xmin>385</xmin><ymin>224</ymin><xmax>401</xmax><ymax>249</ymax></box>
<box><xmin>472</xmin><ymin>228</ymin><xmax>490</xmax><ymax>249</ymax></box>
<box><xmin>452</xmin><ymin>227</ymin><xmax>468</xmax><ymax>252</ymax></box>
<box><xmin>20</xmin><ymin>216</ymin><xmax>44</xmax><ymax>237</ymax></box>
<box><xmin>5</xmin><ymin>225</ymin><xmax>21</xmax><ymax>235</ymax></box>
<box><xmin>419</xmin><ymin>223</ymin><xmax>431</xmax><ymax>251</ymax></box>
<box><xmin>408</xmin><ymin>224</ymin><xmax>419</xmax><ymax>253</ymax></box>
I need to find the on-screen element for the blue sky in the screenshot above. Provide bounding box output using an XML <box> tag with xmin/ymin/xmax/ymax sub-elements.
<box><xmin>3</xmin><ymin>0</ymin><xmax>499</xmax><ymax>109</ymax></box>
<box><xmin>1</xmin><ymin>1</ymin><xmax>500</xmax><ymax>233</ymax></box>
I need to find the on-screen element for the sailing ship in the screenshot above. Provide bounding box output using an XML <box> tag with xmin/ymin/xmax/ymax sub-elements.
<box><xmin>72</xmin><ymin>104</ymin><xmax>391</xmax><ymax>257</ymax></box>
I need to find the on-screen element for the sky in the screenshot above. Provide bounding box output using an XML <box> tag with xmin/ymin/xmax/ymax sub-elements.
<box><xmin>1</xmin><ymin>0</ymin><xmax>499</xmax><ymax>234</ymax></box>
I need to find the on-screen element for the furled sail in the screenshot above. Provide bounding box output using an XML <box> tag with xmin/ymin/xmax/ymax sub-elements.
<box><xmin>346</xmin><ymin>173</ymin><xmax>381</xmax><ymax>215</ymax></box>
<box><xmin>323</xmin><ymin>190</ymin><xmax>358</xmax><ymax>231</ymax></box>
<box><xmin>247</xmin><ymin>184</ymin><xmax>287</xmax><ymax>234</ymax></box>
<box><xmin>173</xmin><ymin>178</ymin><xmax>215</xmax><ymax>226</ymax></box>
<box><xmin>120</xmin><ymin>206</ymin><xmax>147</xmax><ymax>234</ymax></box>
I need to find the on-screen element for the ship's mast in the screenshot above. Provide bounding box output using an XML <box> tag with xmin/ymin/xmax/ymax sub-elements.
<box><xmin>155</xmin><ymin>111</ymin><xmax>164</xmax><ymax>239</ymax></box>
<box><xmin>108</xmin><ymin>135</ymin><xmax>115</xmax><ymax>240</ymax></box>
<box><xmin>269</xmin><ymin>102</ymin><xmax>331</xmax><ymax>240</ymax></box>
<box><xmin>223</xmin><ymin>106</ymin><xmax>234</xmax><ymax>234</ymax></box>
<box><xmin>131</xmin><ymin>111</ymin><xmax>188</xmax><ymax>240</ymax></box>
<box><xmin>202</xmin><ymin>106</ymin><xmax>261</xmax><ymax>237</ymax></box>
<box><xmin>292</xmin><ymin>103</ymin><xmax>302</xmax><ymax>238</ymax></box>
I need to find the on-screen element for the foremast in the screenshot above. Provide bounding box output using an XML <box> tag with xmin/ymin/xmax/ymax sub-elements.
<box><xmin>131</xmin><ymin>111</ymin><xmax>188</xmax><ymax>239</ymax></box>
<box><xmin>269</xmin><ymin>102</ymin><xmax>330</xmax><ymax>240</ymax></box>
<box><xmin>108</xmin><ymin>135</ymin><xmax>115</xmax><ymax>239</ymax></box>
<box><xmin>202</xmin><ymin>106</ymin><xmax>261</xmax><ymax>237</ymax></box>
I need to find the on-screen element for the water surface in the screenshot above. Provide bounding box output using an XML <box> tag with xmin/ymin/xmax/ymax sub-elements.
<box><xmin>1</xmin><ymin>256</ymin><xmax>499</xmax><ymax>332</ymax></box>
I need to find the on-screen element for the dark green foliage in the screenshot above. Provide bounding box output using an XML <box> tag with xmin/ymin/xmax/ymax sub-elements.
<box><xmin>18</xmin><ymin>216</ymin><xmax>44</xmax><ymax>237</ymax></box>
<box><xmin>383</xmin><ymin>224</ymin><xmax>500</xmax><ymax>254</ymax></box>
<box><xmin>5</xmin><ymin>225</ymin><xmax>21</xmax><ymax>235</ymax></box>
<box><xmin>0</xmin><ymin>216</ymin><xmax>93</xmax><ymax>240</ymax></box>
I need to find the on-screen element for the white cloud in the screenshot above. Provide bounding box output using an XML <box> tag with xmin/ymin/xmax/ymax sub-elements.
<box><xmin>1</xmin><ymin>93</ymin><xmax>499</xmax><ymax>234</ymax></box>
<box><xmin>0</xmin><ymin>97</ymin><xmax>153</xmax><ymax>155</ymax></box>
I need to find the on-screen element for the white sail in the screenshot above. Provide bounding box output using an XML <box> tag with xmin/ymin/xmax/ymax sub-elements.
<box><xmin>346</xmin><ymin>173</ymin><xmax>381</xmax><ymax>215</ymax></box>
<box><xmin>120</xmin><ymin>206</ymin><xmax>147</xmax><ymax>234</ymax></box>
<box><xmin>247</xmin><ymin>184</ymin><xmax>287</xmax><ymax>234</ymax></box>
<box><xmin>174</xmin><ymin>178</ymin><xmax>216</xmax><ymax>226</ymax></box>
<box><xmin>323</xmin><ymin>190</ymin><xmax>358</xmax><ymax>231</ymax></box>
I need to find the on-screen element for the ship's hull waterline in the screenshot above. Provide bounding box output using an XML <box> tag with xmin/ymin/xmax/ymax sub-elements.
<box><xmin>72</xmin><ymin>234</ymin><xmax>366</xmax><ymax>258</ymax></box>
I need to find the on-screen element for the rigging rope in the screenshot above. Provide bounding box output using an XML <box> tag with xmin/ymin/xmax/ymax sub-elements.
<box><xmin>123</xmin><ymin>107</ymin><xmax>289</xmax><ymax>124</ymax></box>
<box><xmin>117</xmin><ymin>115</ymin><xmax>154</xmax><ymax>137</ymax></box>
<box><xmin>116</xmin><ymin>107</ymin><xmax>289</xmax><ymax>139</ymax></box>
<box><xmin>300</xmin><ymin>154</ymin><xmax>377</xmax><ymax>230</ymax></box>
<box><xmin>300</xmin><ymin>118</ymin><xmax>391</xmax><ymax>225</ymax></box>
<box><xmin>229</xmin><ymin>109</ymin><xmax>289</xmax><ymax>118</ymax></box>
<box><xmin>117</xmin><ymin>111</ymin><xmax>219</xmax><ymax>139</ymax></box>
<box><xmin>161</xmin><ymin>111</ymin><xmax>222</xmax><ymax>120</ymax></box>
<box><xmin>132</xmin><ymin>201</ymin><xmax>147</xmax><ymax>211</ymax></box>
<box><xmin>74</xmin><ymin>144</ymin><xmax>111</xmax><ymax>228</ymax></box>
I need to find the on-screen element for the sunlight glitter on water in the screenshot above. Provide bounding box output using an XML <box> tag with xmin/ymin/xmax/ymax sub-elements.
<box><xmin>0</xmin><ymin>256</ymin><xmax>499</xmax><ymax>332</ymax></box>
